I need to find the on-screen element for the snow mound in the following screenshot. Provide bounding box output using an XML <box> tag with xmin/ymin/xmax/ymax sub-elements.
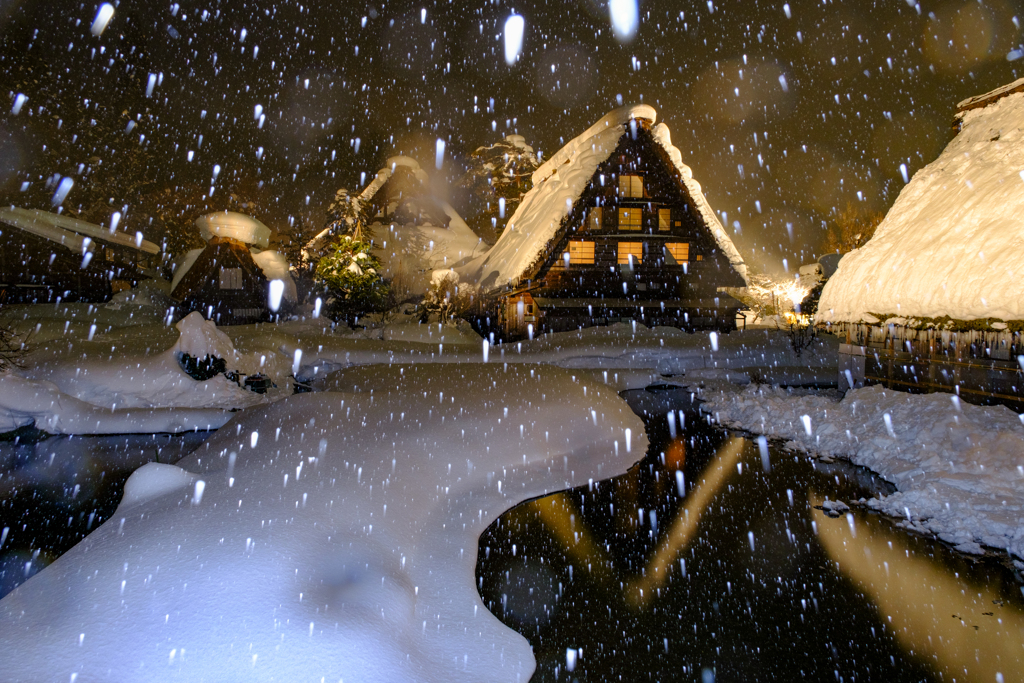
<box><xmin>698</xmin><ymin>382</ymin><xmax>1024</xmax><ymax>559</ymax></box>
<box><xmin>0</xmin><ymin>373</ymin><xmax>232</xmax><ymax>435</ymax></box>
<box><xmin>817</xmin><ymin>89</ymin><xmax>1024</xmax><ymax>323</ymax></box>
<box><xmin>171</xmin><ymin>311</ymin><xmax>239</xmax><ymax>360</ymax></box>
<box><xmin>12</xmin><ymin>312</ymin><xmax>267</xmax><ymax>422</ymax></box>
<box><xmin>0</xmin><ymin>364</ymin><xmax>646</xmax><ymax>683</ymax></box>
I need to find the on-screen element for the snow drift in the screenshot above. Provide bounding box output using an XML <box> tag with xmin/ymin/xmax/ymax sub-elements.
<box><xmin>0</xmin><ymin>364</ymin><xmax>646</xmax><ymax>682</ymax></box>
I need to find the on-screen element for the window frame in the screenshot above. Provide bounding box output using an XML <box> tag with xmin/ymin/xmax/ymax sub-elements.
<box><xmin>617</xmin><ymin>241</ymin><xmax>644</xmax><ymax>265</ymax></box>
<box><xmin>617</xmin><ymin>207</ymin><xmax>642</xmax><ymax>231</ymax></box>
<box><xmin>566</xmin><ymin>240</ymin><xmax>595</xmax><ymax>265</ymax></box>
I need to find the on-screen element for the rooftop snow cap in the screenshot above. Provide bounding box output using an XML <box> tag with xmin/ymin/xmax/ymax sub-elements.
<box><xmin>457</xmin><ymin>104</ymin><xmax>747</xmax><ymax>292</ymax></box>
<box><xmin>195</xmin><ymin>211</ymin><xmax>272</xmax><ymax>249</ymax></box>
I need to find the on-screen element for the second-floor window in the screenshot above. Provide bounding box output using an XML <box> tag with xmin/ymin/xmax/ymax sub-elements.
<box><xmin>219</xmin><ymin>267</ymin><xmax>243</xmax><ymax>289</ymax></box>
<box><xmin>567</xmin><ymin>240</ymin><xmax>595</xmax><ymax>265</ymax></box>
<box><xmin>619</xmin><ymin>174</ymin><xmax>644</xmax><ymax>198</ymax></box>
<box><xmin>658</xmin><ymin>208</ymin><xmax>671</xmax><ymax>231</ymax></box>
<box><xmin>618</xmin><ymin>207</ymin><xmax>642</xmax><ymax>231</ymax></box>
<box><xmin>665</xmin><ymin>242</ymin><xmax>689</xmax><ymax>263</ymax></box>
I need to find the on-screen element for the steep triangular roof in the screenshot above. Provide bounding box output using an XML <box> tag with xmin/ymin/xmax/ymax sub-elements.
<box><xmin>817</xmin><ymin>82</ymin><xmax>1024</xmax><ymax>324</ymax></box>
<box><xmin>457</xmin><ymin>105</ymin><xmax>747</xmax><ymax>293</ymax></box>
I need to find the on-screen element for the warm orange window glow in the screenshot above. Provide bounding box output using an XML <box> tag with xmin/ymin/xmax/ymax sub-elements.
<box><xmin>567</xmin><ymin>240</ymin><xmax>595</xmax><ymax>265</ymax></box>
<box><xmin>665</xmin><ymin>242</ymin><xmax>689</xmax><ymax>263</ymax></box>
<box><xmin>618</xmin><ymin>174</ymin><xmax>644</xmax><ymax>198</ymax></box>
<box><xmin>618</xmin><ymin>207</ymin><xmax>642</xmax><ymax>231</ymax></box>
<box><xmin>618</xmin><ymin>241</ymin><xmax>643</xmax><ymax>265</ymax></box>
<box><xmin>658</xmin><ymin>208</ymin><xmax>671</xmax><ymax>231</ymax></box>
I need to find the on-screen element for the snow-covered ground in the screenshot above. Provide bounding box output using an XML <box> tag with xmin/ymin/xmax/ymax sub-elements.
<box><xmin>695</xmin><ymin>380</ymin><xmax>1024</xmax><ymax>562</ymax></box>
<box><xmin>0</xmin><ymin>363</ymin><xmax>646</xmax><ymax>682</ymax></box>
<box><xmin>0</xmin><ymin>293</ymin><xmax>836</xmax><ymax>435</ymax></box>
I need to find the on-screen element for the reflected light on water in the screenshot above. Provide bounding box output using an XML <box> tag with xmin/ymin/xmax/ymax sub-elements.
<box><xmin>627</xmin><ymin>436</ymin><xmax>744</xmax><ymax>608</ymax></box>
<box><xmin>814</xmin><ymin>493</ymin><xmax>1024</xmax><ymax>682</ymax></box>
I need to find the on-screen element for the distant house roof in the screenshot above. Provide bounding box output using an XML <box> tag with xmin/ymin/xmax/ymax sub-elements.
<box><xmin>955</xmin><ymin>76</ymin><xmax>1024</xmax><ymax>117</ymax></box>
<box><xmin>817</xmin><ymin>81</ymin><xmax>1024</xmax><ymax>324</ymax></box>
<box><xmin>195</xmin><ymin>211</ymin><xmax>272</xmax><ymax>248</ymax></box>
<box><xmin>0</xmin><ymin>207</ymin><xmax>161</xmax><ymax>254</ymax></box>
<box><xmin>457</xmin><ymin>104</ymin><xmax>747</xmax><ymax>293</ymax></box>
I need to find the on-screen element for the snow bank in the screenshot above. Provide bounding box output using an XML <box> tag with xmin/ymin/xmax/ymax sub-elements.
<box><xmin>0</xmin><ymin>364</ymin><xmax>646</xmax><ymax>683</ymax></box>
<box><xmin>697</xmin><ymin>382</ymin><xmax>1024</xmax><ymax>558</ymax></box>
<box><xmin>0</xmin><ymin>373</ymin><xmax>232</xmax><ymax>434</ymax></box>
<box><xmin>818</xmin><ymin>87</ymin><xmax>1024</xmax><ymax>323</ymax></box>
<box><xmin>0</xmin><ymin>312</ymin><xmax>282</xmax><ymax>433</ymax></box>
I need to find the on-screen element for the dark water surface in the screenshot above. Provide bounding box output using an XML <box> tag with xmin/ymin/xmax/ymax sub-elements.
<box><xmin>0</xmin><ymin>430</ymin><xmax>211</xmax><ymax>596</ymax></box>
<box><xmin>0</xmin><ymin>388</ymin><xmax>1021</xmax><ymax>683</ymax></box>
<box><xmin>477</xmin><ymin>387</ymin><xmax>1024</xmax><ymax>682</ymax></box>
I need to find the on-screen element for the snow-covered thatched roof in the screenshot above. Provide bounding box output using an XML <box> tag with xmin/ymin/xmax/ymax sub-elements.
<box><xmin>817</xmin><ymin>81</ymin><xmax>1024</xmax><ymax>325</ymax></box>
<box><xmin>0</xmin><ymin>207</ymin><xmax>161</xmax><ymax>254</ymax></box>
<box><xmin>457</xmin><ymin>104</ymin><xmax>747</xmax><ymax>293</ymax></box>
<box><xmin>196</xmin><ymin>211</ymin><xmax>272</xmax><ymax>248</ymax></box>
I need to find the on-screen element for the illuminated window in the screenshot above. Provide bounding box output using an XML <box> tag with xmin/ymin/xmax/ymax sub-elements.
<box><xmin>618</xmin><ymin>174</ymin><xmax>644</xmax><ymax>198</ymax></box>
<box><xmin>658</xmin><ymin>208</ymin><xmax>671</xmax><ymax>231</ymax></box>
<box><xmin>665</xmin><ymin>242</ymin><xmax>689</xmax><ymax>263</ymax></box>
<box><xmin>567</xmin><ymin>240</ymin><xmax>595</xmax><ymax>265</ymax></box>
<box><xmin>219</xmin><ymin>267</ymin><xmax>243</xmax><ymax>289</ymax></box>
<box><xmin>617</xmin><ymin>207</ymin><xmax>642</xmax><ymax>231</ymax></box>
<box><xmin>587</xmin><ymin>207</ymin><xmax>602</xmax><ymax>232</ymax></box>
<box><xmin>618</xmin><ymin>241</ymin><xmax>643</xmax><ymax>265</ymax></box>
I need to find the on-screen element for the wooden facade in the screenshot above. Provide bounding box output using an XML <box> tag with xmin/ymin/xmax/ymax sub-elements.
<box><xmin>492</xmin><ymin>122</ymin><xmax>745</xmax><ymax>339</ymax></box>
<box><xmin>170</xmin><ymin>237</ymin><xmax>270</xmax><ymax>325</ymax></box>
<box><xmin>833</xmin><ymin>321</ymin><xmax>1024</xmax><ymax>410</ymax></box>
<box><xmin>0</xmin><ymin>230</ymin><xmax>143</xmax><ymax>304</ymax></box>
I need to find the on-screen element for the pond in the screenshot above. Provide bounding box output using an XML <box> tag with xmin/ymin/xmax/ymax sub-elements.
<box><xmin>0</xmin><ymin>388</ymin><xmax>1021</xmax><ymax>682</ymax></box>
<box><xmin>477</xmin><ymin>386</ymin><xmax>1024</xmax><ymax>682</ymax></box>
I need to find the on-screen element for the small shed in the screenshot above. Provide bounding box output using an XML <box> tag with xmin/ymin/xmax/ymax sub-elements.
<box><xmin>456</xmin><ymin>105</ymin><xmax>748</xmax><ymax>338</ymax></box>
<box><xmin>816</xmin><ymin>78</ymin><xmax>1024</xmax><ymax>407</ymax></box>
<box><xmin>171</xmin><ymin>212</ymin><xmax>296</xmax><ymax>325</ymax></box>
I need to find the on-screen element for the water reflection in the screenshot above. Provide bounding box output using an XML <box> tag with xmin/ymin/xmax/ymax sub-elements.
<box><xmin>0</xmin><ymin>430</ymin><xmax>210</xmax><ymax>596</ymax></box>
<box><xmin>814</xmin><ymin>495</ymin><xmax>1024</xmax><ymax>683</ymax></box>
<box><xmin>477</xmin><ymin>386</ymin><xmax>1023</xmax><ymax>682</ymax></box>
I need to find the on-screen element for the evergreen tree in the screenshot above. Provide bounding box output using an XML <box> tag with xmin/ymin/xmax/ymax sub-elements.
<box><xmin>458</xmin><ymin>135</ymin><xmax>538</xmax><ymax>242</ymax></box>
<box><xmin>314</xmin><ymin>236</ymin><xmax>391</xmax><ymax>326</ymax></box>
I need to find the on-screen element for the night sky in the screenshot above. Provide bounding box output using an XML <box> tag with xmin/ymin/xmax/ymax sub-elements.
<box><xmin>0</xmin><ymin>0</ymin><xmax>1020</xmax><ymax>273</ymax></box>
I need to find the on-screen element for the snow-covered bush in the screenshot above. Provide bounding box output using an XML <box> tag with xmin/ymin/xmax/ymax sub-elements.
<box><xmin>314</xmin><ymin>235</ymin><xmax>392</xmax><ymax>326</ymax></box>
<box><xmin>419</xmin><ymin>269</ymin><xmax>474</xmax><ymax>324</ymax></box>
